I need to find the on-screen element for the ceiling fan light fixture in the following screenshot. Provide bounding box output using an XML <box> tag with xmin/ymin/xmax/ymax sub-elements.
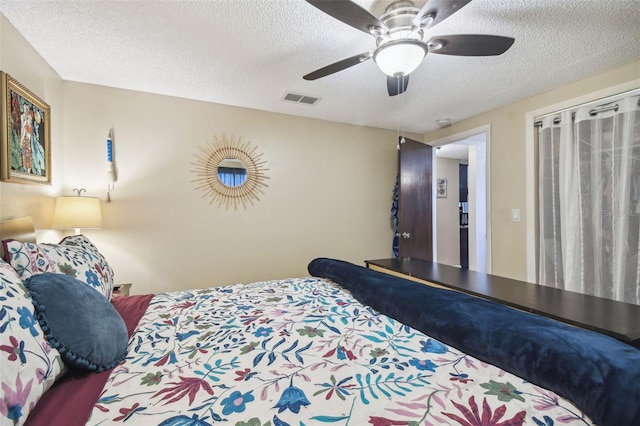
<box><xmin>373</xmin><ymin>40</ymin><xmax>426</xmax><ymax>77</ymax></box>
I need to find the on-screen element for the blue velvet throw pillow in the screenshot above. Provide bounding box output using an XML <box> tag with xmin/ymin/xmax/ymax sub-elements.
<box><xmin>308</xmin><ymin>257</ymin><xmax>640</xmax><ymax>426</ymax></box>
<box><xmin>24</xmin><ymin>273</ymin><xmax>128</xmax><ymax>372</ymax></box>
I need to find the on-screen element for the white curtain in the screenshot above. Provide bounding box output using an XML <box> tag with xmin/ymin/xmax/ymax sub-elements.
<box><xmin>539</xmin><ymin>94</ymin><xmax>640</xmax><ymax>305</ymax></box>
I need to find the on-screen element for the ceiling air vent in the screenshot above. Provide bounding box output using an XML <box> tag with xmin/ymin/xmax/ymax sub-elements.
<box><xmin>283</xmin><ymin>92</ymin><xmax>320</xmax><ymax>106</ymax></box>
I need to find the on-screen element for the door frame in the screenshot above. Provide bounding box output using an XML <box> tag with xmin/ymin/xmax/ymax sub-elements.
<box><xmin>429</xmin><ymin>125</ymin><xmax>492</xmax><ymax>273</ymax></box>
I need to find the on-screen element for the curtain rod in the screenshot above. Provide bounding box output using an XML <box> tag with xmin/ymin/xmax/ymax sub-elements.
<box><xmin>533</xmin><ymin>88</ymin><xmax>640</xmax><ymax>127</ymax></box>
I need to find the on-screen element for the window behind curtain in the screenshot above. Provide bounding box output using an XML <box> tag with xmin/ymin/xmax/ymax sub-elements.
<box><xmin>537</xmin><ymin>93</ymin><xmax>640</xmax><ymax>305</ymax></box>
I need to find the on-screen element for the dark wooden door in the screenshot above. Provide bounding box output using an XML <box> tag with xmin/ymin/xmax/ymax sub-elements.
<box><xmin>398</xmin><ymin>137</ymin><xmax>433</xmax><ymax>260</ymax></box>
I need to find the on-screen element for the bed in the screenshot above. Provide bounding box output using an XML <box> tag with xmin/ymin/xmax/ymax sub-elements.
<box><xmin>1</xmin><ymin>218</ymin><xmax>639</xmax><ymax>426</ymax></box>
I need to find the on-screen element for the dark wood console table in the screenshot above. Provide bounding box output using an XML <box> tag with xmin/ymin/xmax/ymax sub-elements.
<box><xmin>365</xmin><ymin>257</ymin><xmax>640</xmax><ymax>348</ymax></box>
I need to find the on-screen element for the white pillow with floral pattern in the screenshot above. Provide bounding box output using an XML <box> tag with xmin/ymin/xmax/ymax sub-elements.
<box><xmin>0</xmin><ymin>259</ymin><xmax>65</xmax><ymax>426</ymax></box>
<box><xmin>2</xmin><ymin>235</ymin><xmax>114</xmax><ymax>300</ymax></box>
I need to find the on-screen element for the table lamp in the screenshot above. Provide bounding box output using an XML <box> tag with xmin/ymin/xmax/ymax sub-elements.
<box><xmin>52</xmin><ymin>189</ymin><xmax>102</xmax><ymax>235</ymax></box>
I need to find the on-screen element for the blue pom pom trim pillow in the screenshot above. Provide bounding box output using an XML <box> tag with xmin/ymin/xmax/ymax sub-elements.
<box><xmin>24</xmin><ymin>273</ymin><xmax>128</xmax><ymax>372</ymax></box>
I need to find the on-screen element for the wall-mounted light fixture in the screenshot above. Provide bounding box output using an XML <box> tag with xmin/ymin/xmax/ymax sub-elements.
<box><xmin>52</xmin><ymin>188</ymin><xmax>102</xmax><ymax>235</ymax></box>
<box><xmin>106</xmin><ymin>130</ymin><xmax>117</xmax><ymax>202</ymax></box>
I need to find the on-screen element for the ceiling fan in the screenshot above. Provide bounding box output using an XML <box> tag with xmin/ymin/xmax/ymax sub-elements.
<box><xmin>303</xmin><ymin>0</ymin><xmax>515</xmax><ymax>96</ymax></box>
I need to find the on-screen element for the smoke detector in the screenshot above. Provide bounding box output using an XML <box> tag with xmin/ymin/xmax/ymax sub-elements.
<box><xmin>436</xmin><ymin>118</ymin><xmax>452</xmax><ymax>128</ymax></box>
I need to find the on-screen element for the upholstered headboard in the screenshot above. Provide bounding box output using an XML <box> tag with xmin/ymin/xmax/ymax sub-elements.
<box><xmin>0</xmin><ymin>216</ymin><xmax>36</xmax><ymax>258</ymax></box>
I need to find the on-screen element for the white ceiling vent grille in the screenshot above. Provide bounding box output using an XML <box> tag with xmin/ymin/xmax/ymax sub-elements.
<box><xmin>283</xmin><ymin>92</ymin><xmax>320</xmax><ymax>106</ymax></box>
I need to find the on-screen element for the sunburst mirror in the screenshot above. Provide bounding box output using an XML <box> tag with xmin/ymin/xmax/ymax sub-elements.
<box><xmin>191</xmin><ymin>134</ymin><xmax>269</xmax><ymax>209</ymax></box>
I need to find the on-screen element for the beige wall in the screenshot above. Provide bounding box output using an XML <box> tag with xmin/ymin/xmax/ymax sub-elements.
<box><xmin>61</xmin><ymin>83</ymin><xmax>408</xmax><ymax>293</ymax></box>
<box><xmin>0</xmin><ymin>15</ymin><xmax>64</xmax><ymax>240</ymax></box>
<box><xmin>0</xmin><ymin>14</ymin><xmax>415</xmax><ymax>294</ymax></box>
<box><xmin>424</xmin><ymin>60</ymin><xmax>640</xmax><ymax>281</ymax></box>
<box><xmin>435</xmin><ymin>157</ymin><xmax>460</xmax><ymax>266</ymax></box>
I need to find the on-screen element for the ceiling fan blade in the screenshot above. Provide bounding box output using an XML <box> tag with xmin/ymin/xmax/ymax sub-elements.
<box><xmin>303</xmin><ymin>52</ymin><xmax>372</xmax><ymax>81</ymax></box>
<box><xmin>387</xmin><ymin>75</ymin><xmax>409</xmax><ymax>97</ymax></box>
<box><xmin>413</xmin><ymin>0</ymin><xmax>472</xmax><ymax>29</ymax></box>
<box><xmin>426</xmin><ymin>34</ymin><xmax>515</xmax><ymax>56</ymax></box>
<box><xmin>305</xmin><ymin>0</ymin><xmax>384</xmax><ymax>34</ymax></box>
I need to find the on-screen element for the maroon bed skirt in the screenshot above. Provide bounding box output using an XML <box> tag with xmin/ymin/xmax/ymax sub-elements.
<box><xmin>25</xmin><ymin>294</ymin><xmax>154</xmax><ymax>426</ymax></box>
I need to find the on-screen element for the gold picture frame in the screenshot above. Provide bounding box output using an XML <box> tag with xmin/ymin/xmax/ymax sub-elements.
<box><xmin>1</xmin><ymin>72</ymin><xmax>51</xmax><ymax>184</ymax></box>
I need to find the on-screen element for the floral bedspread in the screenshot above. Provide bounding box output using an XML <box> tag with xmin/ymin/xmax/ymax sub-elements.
<box><xmin>88</xmin><ymin>277</ymin><xmax>594</xmax><ymax>426</ymax></box>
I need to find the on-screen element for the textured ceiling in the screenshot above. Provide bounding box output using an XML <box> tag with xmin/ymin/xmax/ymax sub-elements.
<box><xmin>1</xmin><ymin>0</ymin><xmax>639</xmax><ymax>134</ymax></box>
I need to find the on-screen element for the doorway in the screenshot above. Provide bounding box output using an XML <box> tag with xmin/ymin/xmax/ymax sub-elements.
<box><xmin>432</xmin><ymin>127</ymin><xmax>490</xmax><ymax>273</ymax></box>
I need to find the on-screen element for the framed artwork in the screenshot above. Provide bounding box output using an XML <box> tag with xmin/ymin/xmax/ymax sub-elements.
<box><xmin>436</xmin><ymin>177</ymin><xmax>448</xmax><ymax>198</ymax></box>
<box><xmin>1</xmin><ymin>72</ymin><xmax>51</xmax><ymax>184</ymax></box>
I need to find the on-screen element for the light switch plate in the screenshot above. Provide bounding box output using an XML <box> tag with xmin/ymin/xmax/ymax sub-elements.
<box><xmin>511</xmin><ymin>209</ymin><xmax>520</xmax><ymax>222</ymax></box>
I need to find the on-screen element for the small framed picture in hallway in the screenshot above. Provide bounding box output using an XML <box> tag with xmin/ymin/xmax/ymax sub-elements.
<box><xmin>436</xmin><ymin>177</ymin><xmax>448</xmax><ymax>198</ymax></box>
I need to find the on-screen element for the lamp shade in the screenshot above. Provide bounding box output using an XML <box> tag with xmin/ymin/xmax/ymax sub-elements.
<box><xmin>373</xmin><ymin>40</ymin><xmax>427</xmax><ymax>77</ymax></box>
<box><xmin>52</xmin><ymin>196</ymin><xmax>103</xmax><ymax>231</ymax></box>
